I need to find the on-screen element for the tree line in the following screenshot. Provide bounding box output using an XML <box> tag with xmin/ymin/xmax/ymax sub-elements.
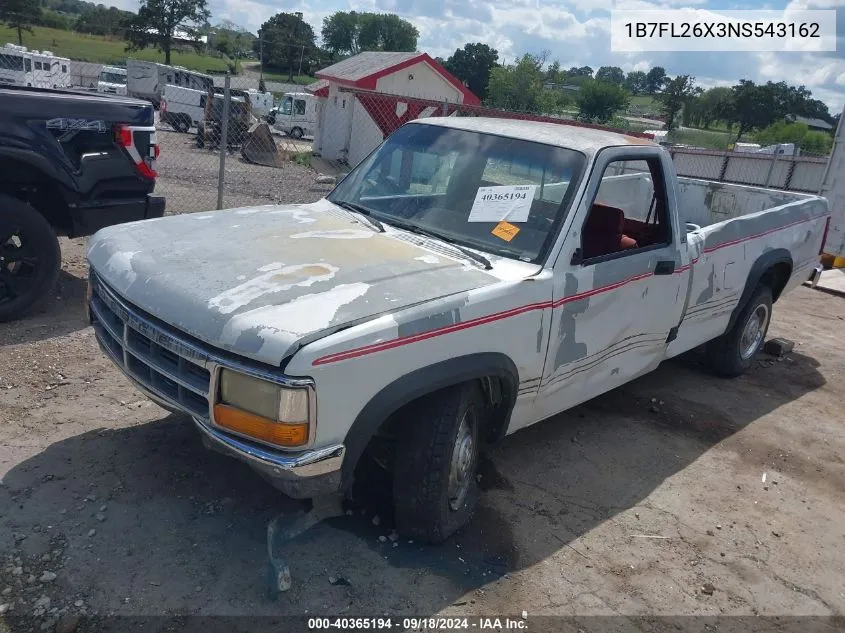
<box><xmin>438</xmin><ymin>44</ymin><xmax>836</xmax><ymax>152</ymax></box>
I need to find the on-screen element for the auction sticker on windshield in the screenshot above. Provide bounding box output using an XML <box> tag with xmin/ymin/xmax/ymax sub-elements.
<box><xmin>468</xmin><ymin>185</ymin><xmax>536</xmax><ymax>222</ymax></box>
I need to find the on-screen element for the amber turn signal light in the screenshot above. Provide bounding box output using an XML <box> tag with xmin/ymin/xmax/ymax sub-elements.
<box><xmin>213</xmin><ymin>404</ymin><xmax>308</xmax><ymax>447</ymax></box>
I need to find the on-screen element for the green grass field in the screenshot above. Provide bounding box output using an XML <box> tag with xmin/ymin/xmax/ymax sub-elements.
<box><xmin>259</xmin><ymin>68</ymin><xmax>318</xmax><ymax>85</ymax></box>
<box><xmin>0</xmin><ymin>25</ymin><xmax>231</xmax><ymax>73</ymax></box>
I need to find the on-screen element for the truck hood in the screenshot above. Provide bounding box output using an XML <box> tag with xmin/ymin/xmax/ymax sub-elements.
<box><xmin>87</xmin><ymin>200</ymin><xmax>499</xmax><ymax>366</ymax></box>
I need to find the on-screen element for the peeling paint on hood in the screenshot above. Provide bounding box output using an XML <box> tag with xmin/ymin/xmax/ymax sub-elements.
<box><xmin>87</xmin><ymin>200</ymin><xmax>499</xmax><ymax>366</ymax></box>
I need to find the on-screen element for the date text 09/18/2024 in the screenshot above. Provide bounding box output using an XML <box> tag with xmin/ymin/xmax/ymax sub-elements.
<box><xmin>307</xmin><ymin>616</ymin><xmax>529</xmax><ymax>630</ymax></box>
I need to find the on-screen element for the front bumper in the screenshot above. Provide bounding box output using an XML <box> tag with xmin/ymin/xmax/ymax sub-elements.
<box><xmin>88</xmin><ymin>273</ymin><xmax>344</xmax><ymax>499</ymax></box>
<box><xmin>73</xmin><ymin>193</ymin><xmax>166</xmax><ymax>237</ymax></box>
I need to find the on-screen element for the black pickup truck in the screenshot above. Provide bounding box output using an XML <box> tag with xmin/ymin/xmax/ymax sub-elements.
<box><xmin>0</xmin><ymin>85</ymin><xmax>165</xmax><ymax>321</ymax></box>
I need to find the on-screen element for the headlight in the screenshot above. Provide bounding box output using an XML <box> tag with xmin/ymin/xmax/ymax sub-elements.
<box><xmin>214</xmin><ymin>369</ymin><xmax>311</xmax><ymax>447</ymax></box>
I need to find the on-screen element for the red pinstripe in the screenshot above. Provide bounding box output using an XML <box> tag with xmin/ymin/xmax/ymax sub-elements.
<box><xmin>311</xmin><ymin>214</ymin><xmax>827</xmax><ymax>366</ymax></box>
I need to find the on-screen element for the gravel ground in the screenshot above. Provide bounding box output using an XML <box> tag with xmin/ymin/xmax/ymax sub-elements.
<box><xmin>1</xmin><ymin>171</ymin><xmax>844</xmax><ymax>630</ymax></box>
<box><xmin>153</xmin><ymin>128</ymin><xmax>331</xmax><ymax>214</ymax></box>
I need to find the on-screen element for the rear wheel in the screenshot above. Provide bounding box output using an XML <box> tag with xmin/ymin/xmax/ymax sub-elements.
<box><xmin>290</xmin><ymin>127</ymin><xmax>304</xmax><ymax>140</ymax></box>
<box><xmin>174</xmin><ymin>115</ymin><xmax>190</xmax><ymax>133</ymax></box>
<box><xmin>705</xmin><ymin>285</ymin><xmax>772</xmax><ymax>377</ymax></box>
<box><xmin>0</xmin><ymin>195</ymin><xmax>61</xmax><ymax>322</ymax></box>
<box><xmin>393</xmin><ymin>382</ymin><xmax>485</xmax><ymax>543</ymax></box>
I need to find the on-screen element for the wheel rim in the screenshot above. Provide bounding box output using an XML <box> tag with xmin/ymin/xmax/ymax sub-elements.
<box><xmin>740</xmin><ymin>303</ymin><xmax>770</xmax><ymax>360</ymax></box>
<box><xmin>292</xmin><ymin>128</ymin><xmax>303</xmax><ymax>139</ymax></box>
<box><xmin>0</xmin><ymin>225</ymin><xmax>41</xmax><ymax>306</ymax></box>
<box><xmin>448</xmin><ymin>408</ymin><xmax>477</xmax><ymax>512</ymax></box>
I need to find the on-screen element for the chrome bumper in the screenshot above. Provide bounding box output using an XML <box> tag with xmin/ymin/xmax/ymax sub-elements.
<box><xmin>88</xmin><ymin>272</ymin><xmax>345</xmax><ymax>499</ymax></box>
<box><xmin>194</xmin><ymin>417</ymin><xmax>344</xmax><ymax>498</ymax></box>
<box><xmin>809</xmin><ymin>263</ymin><xmax>824</xmax><ymax>288</ymax></box>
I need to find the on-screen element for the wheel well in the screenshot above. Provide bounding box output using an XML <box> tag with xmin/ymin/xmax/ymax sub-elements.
<box><xmin>0</xmin><ymin>158</ymin><xmax>71</xmax><ymax>235</ymax></box>
<box><xmin>760</xmin><ymin>261</ymin><xmax>792</xmax><ymax>302</ymax></box>
<box><xmin>353</xmin><ymin>375</ymin><xmax>515</xmax><ymax>480</ymax></box>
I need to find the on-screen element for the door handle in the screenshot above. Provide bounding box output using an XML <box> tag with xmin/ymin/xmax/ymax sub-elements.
<box><xmin>654</xmin><ymin>260</ymin><xmax>675</xmax><ymax>275</ymax></box>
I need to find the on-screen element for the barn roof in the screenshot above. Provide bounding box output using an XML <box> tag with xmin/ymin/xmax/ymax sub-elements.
<box><xmin>315</xmin><ymin>51</ymin><xmax>480</xmax><ymax>106</ymax></box>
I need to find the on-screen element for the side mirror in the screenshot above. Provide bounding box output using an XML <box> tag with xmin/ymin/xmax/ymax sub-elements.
<box><xmin>570</xmin><ymin>247</ymin><xmax>584</xmax><ymax>266</ymax></box>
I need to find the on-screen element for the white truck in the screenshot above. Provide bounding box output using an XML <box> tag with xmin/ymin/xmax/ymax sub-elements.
<box><xmin>126</xmin><ymin>59</ymin><xmax>213</xmax><ymax>108</ymax></box>
<box><xmin>97</xmin><ymin>66</ymin><xmax>128</xmax><ymax>96</ymax></box>
<box><xmin>86</xmin><ymin>118</ymin><xmax>830</xmax><ymax>542</ymax></box>
<box><xmin>268</xmin><ymin>91</ymin><xmax>317</xmax><ymax>139</ymax></box>
<box><xmin>819</xmin><ymin>107</ymin><xmax>845</xmax><ymax>259</ymax></box>
<box><xmin>159</xmin><ymin>84</ymin><xmax>205</xmax><ymax>132</ymax></box>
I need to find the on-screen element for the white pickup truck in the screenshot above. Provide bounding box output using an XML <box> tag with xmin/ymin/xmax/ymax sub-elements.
<box><xmin>86</xmin><ymin>118</ymin><xmax>830</xmax><ymax>542</ymax></box>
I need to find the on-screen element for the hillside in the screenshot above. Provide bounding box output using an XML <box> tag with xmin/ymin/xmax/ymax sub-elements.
<box><xmin>0</xmin><ymin>26</ymin><xmax>231</xmax><ymax>73</ymax></box>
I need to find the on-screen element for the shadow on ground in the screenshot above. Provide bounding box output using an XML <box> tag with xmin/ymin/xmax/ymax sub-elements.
<box><xmin>0</xmin><ymin>349</ymin><xmax>826</xmax><ymax>624</ymax></box>
<box><xmin>0</xmin><ymin>272</ymin><xmax>88</xmax><ymax>346</ymax></box>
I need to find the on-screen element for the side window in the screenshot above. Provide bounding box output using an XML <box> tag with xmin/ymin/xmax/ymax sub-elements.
<box><xmin>25</xmin><ymin>58</ymin><xmax>31</xmax><ymax>72</ymax></box>
<box><xmin>294</xmin><ymin>99</ymin><xmax>306</xmax><ymax>115</ymax></box>
<box><xmin>580</xmin><ymin>157</ymin><xmax>671</xmax><ymax>262</ymax></box>
<box><xmin>62</xmin><ymin>65</ymin><xmax>67</xmax><ymax>73</ymax></box>
<box><xmin>200</xmin><ymin>95</ymin><xmax>206</xmax><ymax>108</ymax></box>
<box><xmin>34</xmin><ymin>62</ymin><xmax>43</xmax><ymax>70</ymax></box>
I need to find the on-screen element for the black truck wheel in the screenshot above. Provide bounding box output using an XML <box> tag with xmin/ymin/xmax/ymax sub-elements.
<box><xmin>705</xmin><ymin>285</ymin><xmax>773</xmax><ymax>377</ymax></box>
<box><xmin>0</xmin><ymin>195</ymin><xmax>61</xmax><ymax>322</ymax></box>
<box><xmin>393</xmin><ymin>382</ymin><xmax>485</xmax><ymax>543</ymax></box>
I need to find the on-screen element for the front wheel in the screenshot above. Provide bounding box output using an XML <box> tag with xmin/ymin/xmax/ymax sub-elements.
<box><xmin>0</xmin><ymin>195</ymin><xmax>61</xmax><ymax>322</ymax></box>
<box><xmin>393</xmin><ymin>382</ymin><xmax>486</xmax><ymax>543</ymax></box>
<box><xmin>705</xmin><ymin>285</ymin><xmax>773</xmax><ymax>377</ymax></box>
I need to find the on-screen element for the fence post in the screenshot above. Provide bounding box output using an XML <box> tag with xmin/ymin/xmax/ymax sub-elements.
<box><xmin>216</xmin><ymin>73</ymin><xmax>231</xmax><ymax>211</ymax></box>
<box><xmin>784</xmin><ymin>157</ymin><xmax>797</xmax><ymax>190</ymax></box>
<box><xmin>718</xmin><ymin>154</ymin><xmax>730</xmax><ymax>182</ymax></box>
<box><xmin>441</xmin><ymin>100</ymin><xmax>448</xmax><ymax>116</ymax></box>
<box><xmin>764</xmin><ymin>144</ymin><xmax>781</xmax><ymax>187</ymax></box>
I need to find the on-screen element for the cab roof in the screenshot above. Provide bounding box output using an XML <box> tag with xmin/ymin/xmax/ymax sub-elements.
<box><xmin>409</xmin><ymin>117</ymin><xmax>656</xmax><ymax>157</ymax></box>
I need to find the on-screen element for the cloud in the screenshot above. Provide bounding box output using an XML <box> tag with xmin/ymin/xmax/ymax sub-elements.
<box><xmin>123</xmin><ymin>0</ymin><xmax>845</xmax><ymax>112</ymax></box>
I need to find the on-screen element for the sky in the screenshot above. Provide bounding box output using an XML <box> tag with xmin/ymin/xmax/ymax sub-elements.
<box><xmin>113</xmin><ymin>0</ymin><xmax>845</xmax><ymax>113</ymax></box>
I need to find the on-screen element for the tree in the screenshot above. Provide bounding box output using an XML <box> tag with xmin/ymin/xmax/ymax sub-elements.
<box><xmin>485</xmin><ymin>54</ymin><xmax>545</xmax><ymax>111</ymax></box>
<box><xmin>755</xmin><ymin>120</ymin><xmax>832</xmax><ymax>154</ymax></box>
<box><xmin>443</xmin><ymin>43</ymin><xmax>498</xmax><ymax>99</ymax></box>
<box><xmin>595</xmin><ymin>66</ymin><xmax>625</xmax><ymax>86</ymax></box>
<box><xmin>661</xmin><ymin>75</ymin><xmax>699</xmax><ymax>131</ymax></box>
<box><xmin>358</xmin><ymin>13</ymin><xmax>418</xmax><ymax>52</ymax></box>
<box><xmin>566</xmin><ymin>65</ymin><xmax>593</xmax><ymax>78</ymax></box>
<box><xmin>321</xmin><ymin>11</ymin><xmax>361</xmax><ymax>55</ymax></box>
<box><xmin>125</xmin><ymin>0</ymin><xmax>210</xmax><ymax>65</ymax></box>
<box><xmin>256</xmin><ymin>12</ymin><xmax>317</xmax><ymax>81</ymax></box>
<box><xmin>76</xmin><ymin>6</ymin><xmax>134</xmax><ymax>37</ymax></box>
<box><xmin>0</xmin><ymin>0</ymin><xmax>42</xmax><ymax>45</ymax></box>
<box><xmin>320</xmin><ymin>11</ymin><xmax>418</xmax><ymax>55</ymax></box>
<box><xmin>690</xmin><ymin>87</ymin><xmax>732</xmax><ymax>129</ymax></box>
<box><xmin>645</xmin><ymin>66</ymin><xmax>667</xmax><ymax>94</ymax></box>
<box><xmin>719</xmin><ymin>80</ymin><xmax>800</xmax><ymax>140</ymax></box>
<box><xmin>576</xmin><ymin>80</ymin><xmax>630</xmax><ymax>123</ymax></box>
<box><xmin>624</xmin><ymin>70</ymin><xmax>647</xmax><ymax>95</ymax></box>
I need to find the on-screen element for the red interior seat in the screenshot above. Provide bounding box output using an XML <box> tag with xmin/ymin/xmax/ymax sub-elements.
<box><xmin>582</xmin><ymin>203</ymin><xmax>638</xmax><ymax>259</ymax></box>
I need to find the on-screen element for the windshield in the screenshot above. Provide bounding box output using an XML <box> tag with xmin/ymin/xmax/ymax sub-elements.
<box><xmin>100</xmin><ymin>71</ymin><xmax>126</xmax><ymax>84</ymax></box>
<box><xmin>281</xmin><ymin>97</ymin><xmax>293</xmax><ymax>115</ymax></box>
<box><xmin>0</xmin><ymin>53</ymin><xmax>24</xmax><ymax>71</ymax></box>
<box><xmin>328</xmin><ymin>123</ymin><xmax>586</xmax><ymax>263</ymax></box>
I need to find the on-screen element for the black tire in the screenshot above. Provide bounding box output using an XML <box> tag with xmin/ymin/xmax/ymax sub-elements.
<box><xmin>0</xmin><ymin>195</ymin><xmax>61</xmax><ymax>322</ymax></box>
<box><xmin>393</xmin><ymin>382</ymin><xmax>486</xmax><ymax>543</ymax></box>
<box><xmin>196</xmin><ymin>126</ymin><xmax>205</xmax><ymax>148</ymax></box>
<box><xmin>705</xmin><ymin>285</ymin><xmax>773</xmax><ymax>377</ymax></box>
<box><xmin>174</xmin><ymin>115</ymin><xmax>190</xmax><ymax>133</ymax></box>
<box><xmin>290</xmin><ymin>127</ymin><xmax>304</xmax><ymax>139</ymax></box>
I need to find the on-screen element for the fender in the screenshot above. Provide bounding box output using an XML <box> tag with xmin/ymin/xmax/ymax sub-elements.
<box><xmin>339</xmin><ymin>352</ymin><xmax>519</xmax><ymax>487</ymax></box>
<box><xmin>0</xmin><ymin>147</ymin><xmax>76</xmax><ymax>196</ymax></box>
<box><xmin>725</xmin><ymin>248</ymin><xmax>792</xmax><ymax>333</ymax></box>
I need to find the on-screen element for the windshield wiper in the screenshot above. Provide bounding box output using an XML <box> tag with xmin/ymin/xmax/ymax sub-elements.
<box><xmin>389</xmin><ymin>220</ymin><xmax>493</xmax><ymax>270</ymax></box>
<box><xmin>332</xmin><ymin>200</ymin><xmax>385</xmax><ymax>233</ymax></box>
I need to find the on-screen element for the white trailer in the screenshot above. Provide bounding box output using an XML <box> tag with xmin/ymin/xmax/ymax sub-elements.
<box><xmin>819</xmin><ymin>107</ymin><xmax>845</xmax><ymax>260</ymax></box>
<box><xmin>269</xmin><ymin>92</ymin><xmax>317</xmax><ymax>139</ymax></box>
<box><xmin>126</xmin><ymin>59</ymin><xmax>213</xmax><ymax>107</ymax></box>
<box><xmin>0</xmin><ymin>44</ymin><xmax>70</xmax><ymax>89</ymax></box>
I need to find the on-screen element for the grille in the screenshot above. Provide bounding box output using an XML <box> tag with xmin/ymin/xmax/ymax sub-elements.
<box><xmin>89</xmin><ymin>273</ymin><xmax>212</xmax><ymax>419</ymax></box>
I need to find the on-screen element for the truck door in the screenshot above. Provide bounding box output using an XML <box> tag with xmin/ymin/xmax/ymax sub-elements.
<box><xmin>534</xmin><ymin>148</ymin><xmax>690</xmax><ymax>420</ymax></box>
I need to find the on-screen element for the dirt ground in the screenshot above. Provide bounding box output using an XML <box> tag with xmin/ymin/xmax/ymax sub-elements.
<box><xmin>1</xmin><ymin>218</ymin><xmax>845</xmax><ymax>631</ymax></box>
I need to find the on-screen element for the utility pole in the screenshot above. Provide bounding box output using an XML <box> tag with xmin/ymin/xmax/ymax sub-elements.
<box><xmin>259</xmin><ymin>30</ymin><xmax>264</xmax><ymax>84</ymax></box>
